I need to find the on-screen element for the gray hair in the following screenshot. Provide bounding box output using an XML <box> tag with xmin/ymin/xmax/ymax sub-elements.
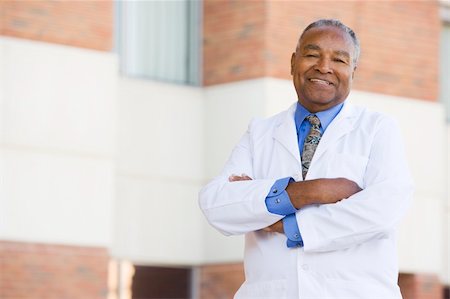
<box><xmin>298</xmin><ymin>19</ymin><xmax>360</xmax><ymax>65</ymax></box>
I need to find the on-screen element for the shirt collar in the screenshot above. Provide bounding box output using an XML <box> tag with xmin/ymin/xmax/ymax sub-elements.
<box><xmin>294</xmin><ymin>102</ymin><xmax>344</xmax><ymax>132</ymax></box>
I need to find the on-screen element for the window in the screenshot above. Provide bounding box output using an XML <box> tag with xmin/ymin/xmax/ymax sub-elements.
<box><xmin>132</xmin><ymin>266</ymin><xmax>192</xmax><ymax>299</ymax></box>
<box><xmin>116</xmin><ymin>0</ymin><xmax>201</xmax><ymax>85</ymax></box>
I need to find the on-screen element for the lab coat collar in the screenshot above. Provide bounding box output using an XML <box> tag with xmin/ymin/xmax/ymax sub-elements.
<box><xmin>273</xmin><ymin>101</ymin><xmax>357</xmax><ymax>176</ymax></box>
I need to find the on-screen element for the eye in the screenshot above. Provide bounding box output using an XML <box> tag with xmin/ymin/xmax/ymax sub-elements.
<box><xmin>334</xmin><ymin>58</ymin><xmax>347</xmax><ymax>64</ymax></box>
<box><xmin>304</xmin><ymin>54</ymin><xmax>318</xmax><ymax>58</ymax></box>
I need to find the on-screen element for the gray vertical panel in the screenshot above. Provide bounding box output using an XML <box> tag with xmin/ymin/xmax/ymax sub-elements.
<box><xmin>162</xmin><ymin>1</ymin><xmax>172</xmax><ymax>82</ymax></box>
<box><xmin>180</xmin><ymin>0</ymin><xmax>189</xmax><ymax>83</ymax></box>
<box><xmin>164</xmin><ymin>1</ymin><xmax>173</xmax><ymax>82</ymax></box>
<box><xmin>125</xmin><ymin>0</ymin><xmax>140</xmax><ymax>76</ymax></box>
<box><xmin>188</xmin><ymin>0</ymin><xmax>201</xmax><ymax>85</ymax></box>
<box><xmin>146</xmin><ymin>0</ymin><xmax>157</xmax><ymax>80</ymax></box>
<box><xmin>441</xmin><ymin>24</ymin><xmax>450</xmax><ymax>122</ymax></box>
<box><xmin>168</xmin><ymin>0</ymin><xmax>188</xmax><ymax>83</ymax></box>
<box><xmin>157</xmin><ymin>1</ymin><xmax>166</xmax><ymax>80</ymax></box>
<box><xmin>119</xmin><ymin>0</ymin><xmax>198</xmax><ymax>84</ymax></box>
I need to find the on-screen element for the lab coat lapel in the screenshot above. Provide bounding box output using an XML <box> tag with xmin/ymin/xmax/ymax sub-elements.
<box><xmin>273</xmin><ymin>104</ymin><xmax>301</xmax><ymax>165</ymax></box>
<box><xmin>311</xmin><ymin>101</ymin><xmax>356</xmax><ymax>163</ymax></box>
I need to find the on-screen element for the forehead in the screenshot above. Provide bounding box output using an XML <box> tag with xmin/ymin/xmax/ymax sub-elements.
<box><xmin>299</xmin><ymin>26</ymin><xmax>355</xmax><ymax>56</ymax></box>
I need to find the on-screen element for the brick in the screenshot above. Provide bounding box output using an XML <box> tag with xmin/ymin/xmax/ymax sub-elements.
<box><xmin>199</xmin><ymin>263</ymin><xmax>245</xmax><ymax>299</ymax></box>
<box><xmin>0</xmin><ymin>0</ymin><xmax>113</xmax><ymax>51</ymax></box>
<box><xmin>399</xmin><ymin>273</ymin><xmax>444</xmax><ymax>299</ymax></box>
<box><xmin>203</xmin><ymin>0</ymin><xmax>440</xmax><ymax>102</ymax></box>
<box><xmin>0</xmin><ymin>240</ymin><xmax>109</xmax><ymax>299</ymax></box>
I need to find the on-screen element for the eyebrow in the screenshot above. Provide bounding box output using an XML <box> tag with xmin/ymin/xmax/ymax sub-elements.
<box><xmin>302</xmin><ymin>44</ymin><xmax>321</xmax><ymax>51</ymax></box>
<box><xmin>302</xmin><ymin>44</ymin><xmax>351</xmax><ymax>59</ymax></box>
<box><xmin>334</xmin><ymin>50</ymin><xmax>350</xmax><ymax>59</ymax></box>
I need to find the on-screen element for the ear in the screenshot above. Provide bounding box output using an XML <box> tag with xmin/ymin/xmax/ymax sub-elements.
<box><xmin>290</xmin><ymin>52</ymin><xmax>296</xmax><ymax>76</ymax></box>
<box><xmin>352</xmin><ymin>65</ymin><xmax>357</xmax><ymax>79</ymax></box>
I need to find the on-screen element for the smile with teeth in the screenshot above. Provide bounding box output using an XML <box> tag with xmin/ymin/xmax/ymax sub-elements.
<box><xmin>309</xmin><ymin>78</ymin><xmax>332</xmax><ymax>85</ymax></box>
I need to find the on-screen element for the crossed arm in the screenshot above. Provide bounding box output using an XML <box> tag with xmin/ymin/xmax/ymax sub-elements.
<box><xmin>229</xmin><ymin>174</ymin><xmax>362</xmax><ymax>233</ymax></box>
<box><xmin>200</xmin><ymin>117</ymin><xmax>412</xmax><ymax>252</ymax></box>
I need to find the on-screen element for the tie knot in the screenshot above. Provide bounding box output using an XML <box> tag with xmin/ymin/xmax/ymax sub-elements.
<box><xmin>306</xmin><ymin>114</ymin><xmax>321</xmax><ymax>126</ymax></box>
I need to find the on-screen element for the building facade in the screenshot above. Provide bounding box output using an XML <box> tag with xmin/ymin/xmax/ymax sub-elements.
<box><xmin>0</xmin><ymin>1</ymin><xmax>448</xmax><ymax>298</ymax></box>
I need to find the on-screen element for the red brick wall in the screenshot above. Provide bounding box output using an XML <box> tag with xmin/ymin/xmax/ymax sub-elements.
<box><xmin>352</xmin><ymin>1</ymin><xmax>440</xmax><ymax>102</ymax></box>
<box><xmin>204</xmin><ymin>0</ymin><xmax>440</xmax><ymax>102</ymax></box>
<box><xmin>199</xmin><ymin>263</ymin><xmax>245</xmax><ymax>299</ymax></box>
<box><xmin>203</xmin><ymin>0</ymin><xmax>266</xmax><ymax>86</ymax></box>
<box><xmin>0</xmin><ymin>0</ymin><xmax>113</xmax><ymax>51</ymax></box>
<box><xmin>399</xmin><ymin>273</ymin><xmax>443</xmax><ymax>299</ymax></box>
<box><xmin>0</xmin><ymin>241</ymin><xmax>109</xmax><ymax>299</ymax></box>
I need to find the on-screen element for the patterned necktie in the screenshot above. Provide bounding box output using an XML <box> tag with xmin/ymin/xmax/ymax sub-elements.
<box><xmin>301</xmin><ymin>115</ymin><xmax>322</xmax><ymax>179</ymax></box>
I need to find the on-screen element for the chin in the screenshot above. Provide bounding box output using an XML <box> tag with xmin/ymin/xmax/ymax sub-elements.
<box><xmin>310</xmin><ymin>98</ymin><xmax>336</xmax><ymax>106</ymax></box>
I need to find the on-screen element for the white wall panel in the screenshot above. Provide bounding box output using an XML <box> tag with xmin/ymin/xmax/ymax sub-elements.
<box><xmin>348</xmin><ymin>91</ymin><xmax>447</xmax><ymax>201</ymax></box>
<box><xmin>446</xmin><ymin>125</ymin><xmax>450</xmax><ymax>284</ymax></box>
<box><xmin>113</xmin><ymin>78</ymin><xmax>204</xmax><ymax>264</ymax></box>
<box><xmin>0</xmin><ymin>148</ymin><xmax>114</xmax><ymax>246</ymax></box>
<box><xmin>0</xmin><ymin>37</ymin><xmax>117</xmax><ymax>247</ymax></box>
<box><xmin>0</xmin><ymin>37</ymin><xmax>117</xmax><ymax>156</ymax></box>
<box><xmin>202</xmin><ymin>222</ymin><xmax>244</xmax><ymax>263</ymax></box>
<box><xmin>117</xmin><ymin>78</ymin><xmax>204</xmax><ymax>181</ymax></box>
<box><xmin>203</xmin><ymin>79</ymin><xmax>269</xmax><ymax>180</ymax></box>
<box><xmin>0</xmin><ymin>39</ymin><xmax>4</xmax><ymax>144</ymax></box>
<box><xmin>113</xmin><ymin>175</ymin><xmax>204</xmax><ymax>265</ymax></box>
<box><xmin>397</xmin><ymin>191</ymin><xmax>445</xmax><ymax>274</ymax></box>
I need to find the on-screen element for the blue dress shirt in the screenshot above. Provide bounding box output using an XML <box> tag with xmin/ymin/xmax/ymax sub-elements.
<box><xmin>265</xmin><ymin>102</ymin><xmax>344</xmax><ymax>247</ymax></box>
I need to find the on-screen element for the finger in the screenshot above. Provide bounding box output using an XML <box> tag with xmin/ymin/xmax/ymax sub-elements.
<box><xmin>229</xmin><ymin>175</ymin><xmax>240</xmax><ymax>182</ymax></box>
<box><xmin>229</xmin><ymin>175</ymin><xmax>248</xmax><ymax>182</ymax></box>
<box><xmin>241</xmin><ymin>174</ymin><xmax>252</xmax><ymax>180</ymax></box>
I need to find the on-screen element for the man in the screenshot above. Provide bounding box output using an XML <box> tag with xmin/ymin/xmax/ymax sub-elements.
<box><xmin>199</xmin><ymin>19</ymin><xmax>413</xmax><ymax>299</ymax></box>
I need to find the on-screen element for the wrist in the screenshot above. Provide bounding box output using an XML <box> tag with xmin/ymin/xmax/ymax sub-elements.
<box><xmin>287</xmin><ymin>180</ymin><xmax>323</xmax><ymax>209</ymax></box>
<box><xmin>286</xmin><ymin>181</ymin><xmax>309</xmax><ymax>209</ymax></box>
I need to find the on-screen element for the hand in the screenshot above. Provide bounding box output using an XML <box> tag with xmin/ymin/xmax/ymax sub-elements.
<box><xmin>228</xmin><ymin>174</ymin><xmax>252</xmax><ymax>182</ymax></box>
<box><xmin>262</xmin><ymin>220</ymin><xmax>284</xmax><ymax>233</ymax></box>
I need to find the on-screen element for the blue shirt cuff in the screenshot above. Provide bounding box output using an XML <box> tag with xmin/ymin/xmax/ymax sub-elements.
<box><xmin>265</xmin><ymin>177</ymin><xmax>296</xmax><ymax>215</ymax></box>
<box><xmin>283</xmin><ymin>214</ymin><xmax>303</xmax><ymax>248</ymax></box>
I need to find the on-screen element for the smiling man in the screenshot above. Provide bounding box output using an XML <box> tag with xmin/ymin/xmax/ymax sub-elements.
<box><xmin>199</xmin><ymin>19</ymin><xmax>413</xmax><ymax>299</ymax></box>
<box><xmin>292</xmin><ymin>23</ymin><xmax>356</xmax><ymax>113</ymax></box>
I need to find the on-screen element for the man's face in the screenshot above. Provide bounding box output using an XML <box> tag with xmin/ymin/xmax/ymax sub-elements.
<box><xmin>291</xmin><ymin>26</ymin><xmax>357</xmax><ymax>113</ymax></box>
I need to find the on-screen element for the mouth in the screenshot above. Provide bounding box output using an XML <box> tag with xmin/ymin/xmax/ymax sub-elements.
<box><xmin>309</xmin><ymin>78</ymin><xmax>333</xmax><ymax>86</ymax></box>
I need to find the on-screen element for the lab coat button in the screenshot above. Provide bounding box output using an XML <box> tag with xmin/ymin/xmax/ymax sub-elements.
<box><xmin>272</xmin><ymin>189</ymin><xmax>278</xmax><ymax>194</ymax></box>
<box><xmin>294</xmin><ymin>233</ymin><xmax>299</xmax><ymax>239</ymax></box>
<box><xmin>275</xmin><ymin>198</ymin><xmax>281</xmax><ymax>204</ymax></box>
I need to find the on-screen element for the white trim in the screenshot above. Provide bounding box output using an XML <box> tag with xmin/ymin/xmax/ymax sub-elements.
<box><xmin>0</xmin><ymin>143</ymin><xmax>114</xmax><ymax>161</ymax></box>
<box><xmin>441</xmin><ymin>1</ymin><xmax>450</xmax><ymax>22</ymax></box>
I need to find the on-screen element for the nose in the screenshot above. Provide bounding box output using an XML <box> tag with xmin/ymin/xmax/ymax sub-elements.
<box><xmin>314</xmin><ymin>58</ymin><xmax>332</xmax><ymax>74</ymax></box>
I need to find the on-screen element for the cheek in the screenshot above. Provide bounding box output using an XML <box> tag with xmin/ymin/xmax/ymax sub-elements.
<box><xmin>295</xmin><ymin>70</ymin><xmax>307</xmax><ymax>82</ymax></box>
<box><xmin>338</xmin><ymin>72</ymin><xmax>353</xmax><ymax>86</ymax></box>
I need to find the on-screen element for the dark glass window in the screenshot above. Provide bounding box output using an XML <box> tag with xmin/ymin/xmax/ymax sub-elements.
<box><xmin>132</xmin><ymin>266</ymin><xmax>191</xmax><ymax>299</ymax></box>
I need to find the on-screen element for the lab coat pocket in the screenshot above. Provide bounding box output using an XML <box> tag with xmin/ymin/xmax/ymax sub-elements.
<box><xmin>234</xmin><ymin>279</ymin><xmax>287</xmax><ymax>299</ymax></box>
<box><xmin>327</xmin><ymin>153</ymin><xmax>368</xmax><ymax>188</ymax></box>
<box><xmin>325</xmin><ymin>279</ymin><xmax>367</xmax><ymax>299</ymax></box>
<box><xmin>324</xmin><ymin>278</ymin><xmax>401</xmax><ymax>299</ymax></box>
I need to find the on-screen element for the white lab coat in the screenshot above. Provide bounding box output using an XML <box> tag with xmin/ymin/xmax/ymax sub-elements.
<box><xmin>199</xmin><ymin>102</ymin><xmax>413</xmax><ymax>299</ymax></box>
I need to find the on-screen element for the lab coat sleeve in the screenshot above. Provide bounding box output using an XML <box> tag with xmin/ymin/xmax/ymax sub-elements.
<box><xmin>297</xmin><ymin>116</ymin><xmax>414</xmax><ymax>252</ymax></box>
<box><xmin>198</xmin><ymin>120</ymin><xmax>282</xmax><ymax>236</ymax></box>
